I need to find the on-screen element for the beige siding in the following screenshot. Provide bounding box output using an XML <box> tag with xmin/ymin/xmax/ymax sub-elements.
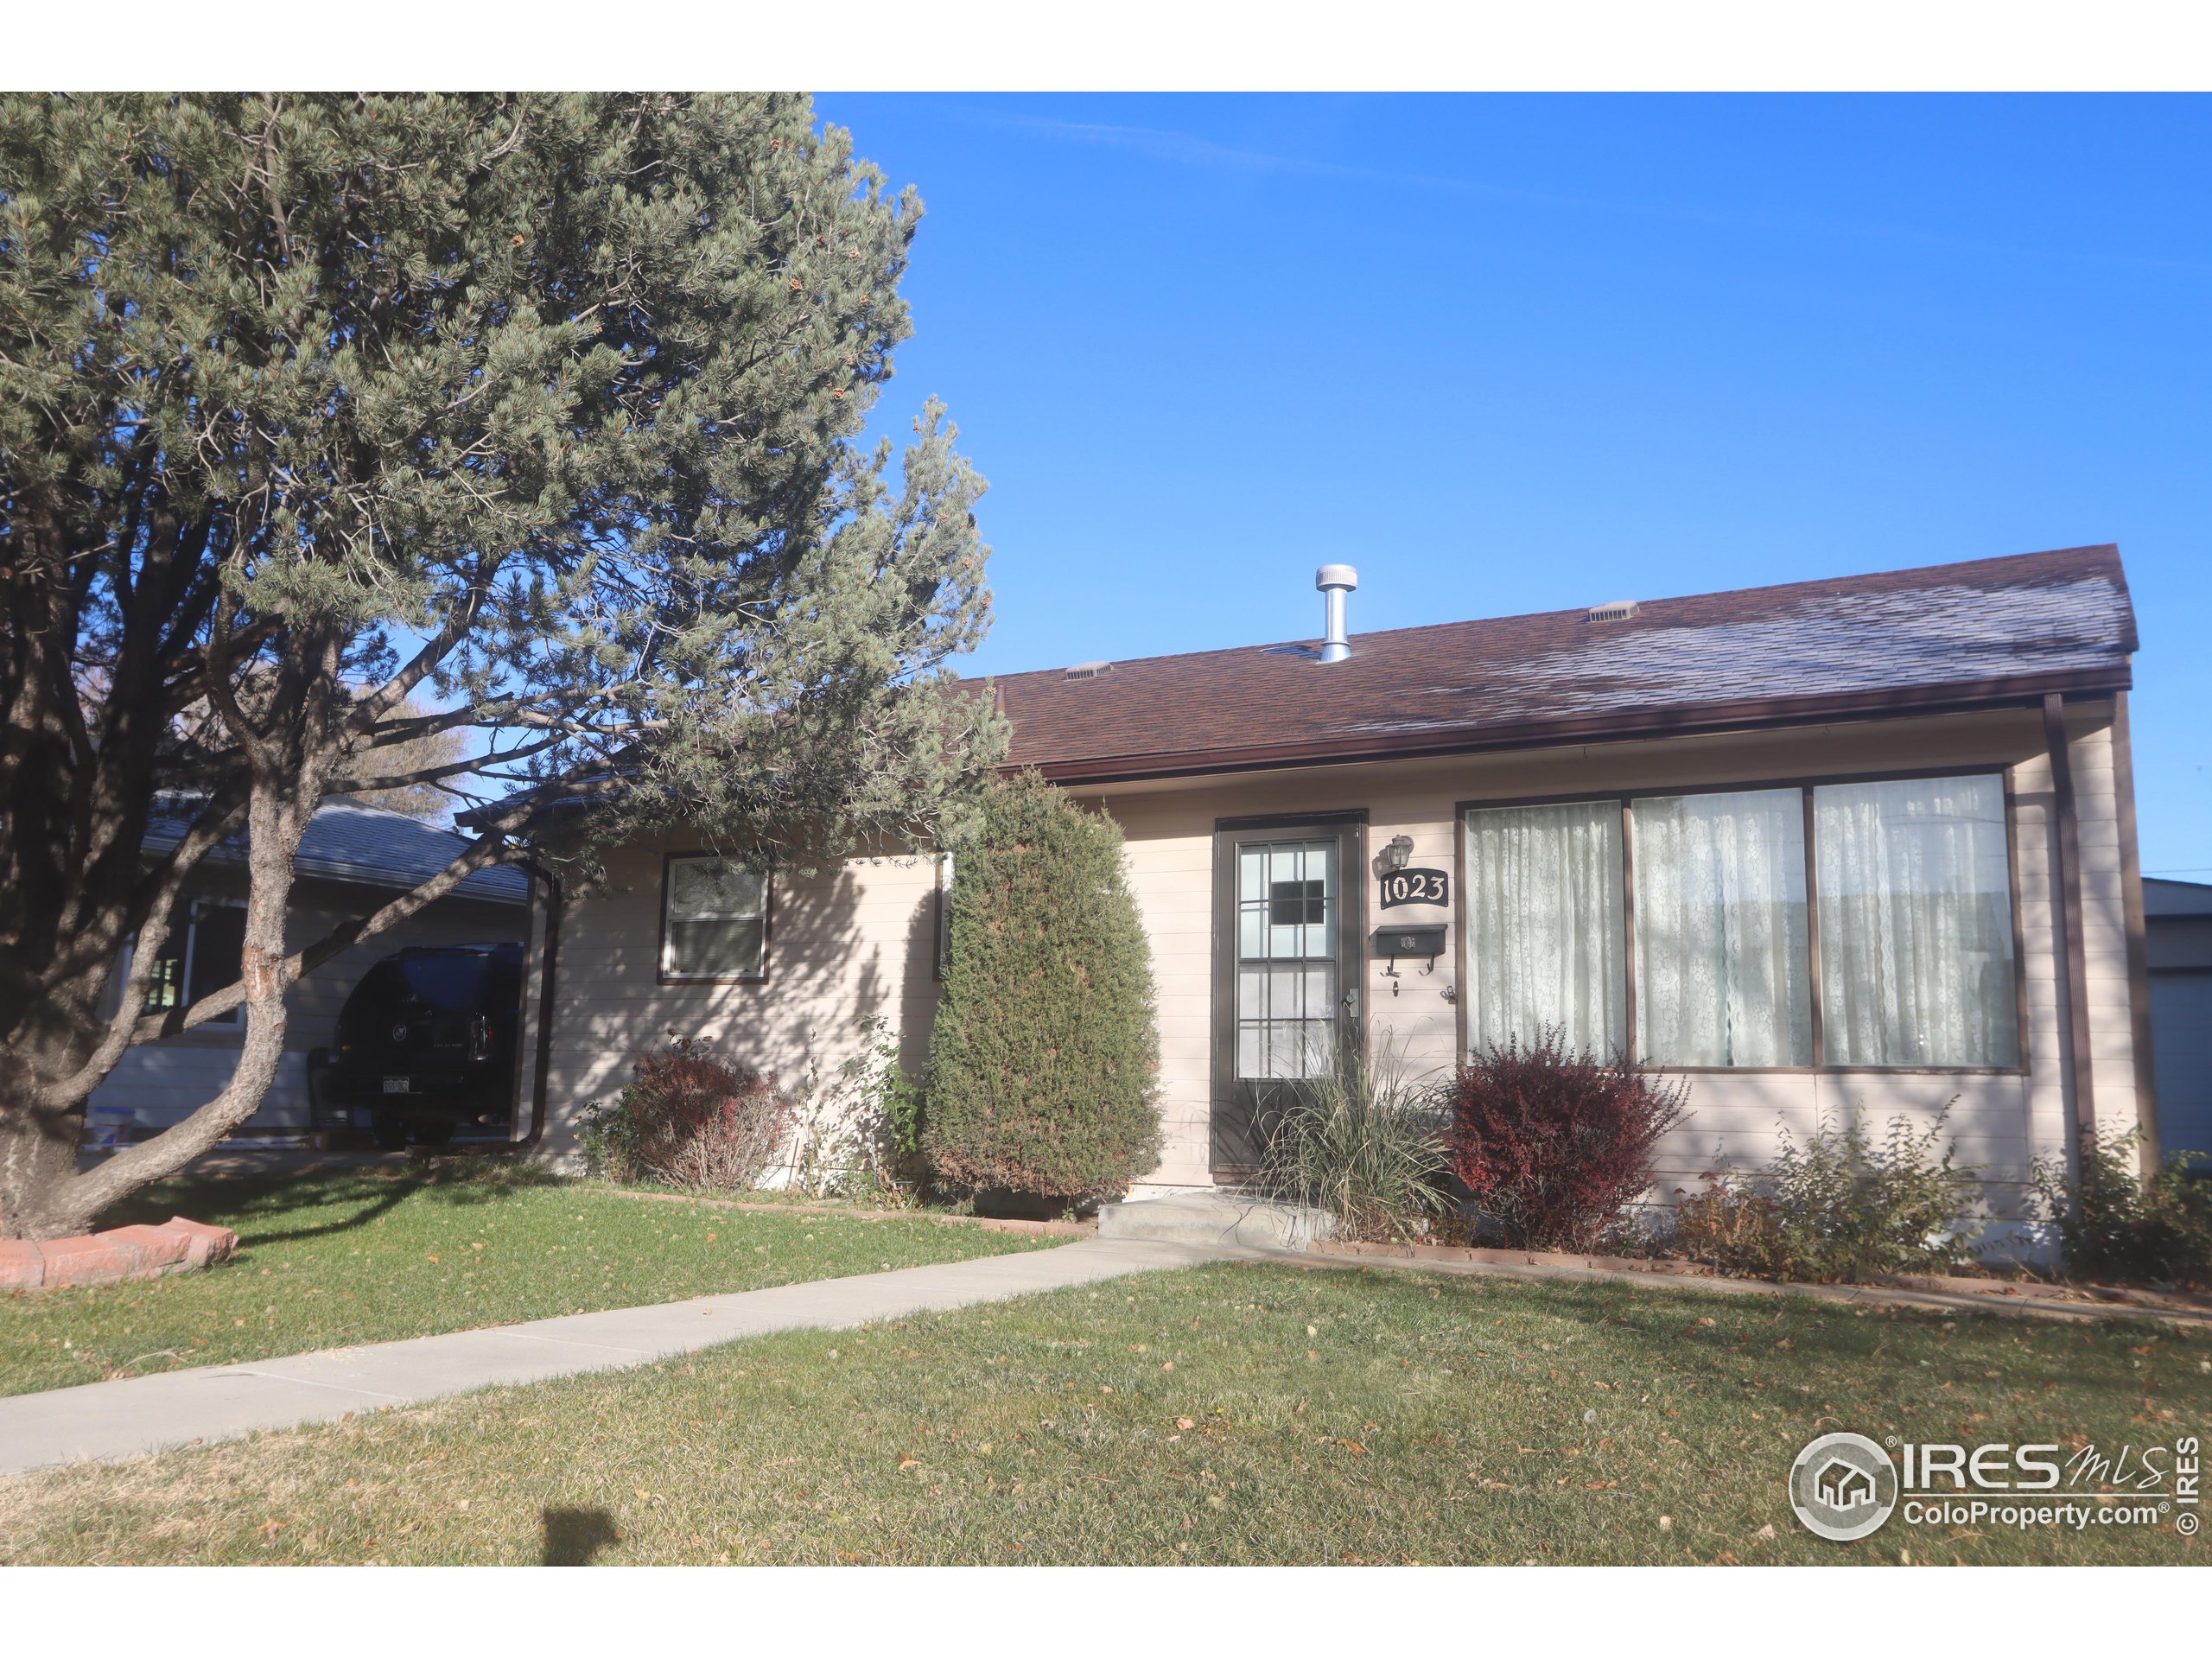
<box><xmin>537</xmin><ymin>843</ymin><xmax>943</xmax><ymax>1167</ymax></box>
<box><xmin>537</xmin><ymin>702</ymin><xmax>2150</xmax><ymax>1227</ymax></box>
<box><xmin>2060</xmin><ymin>713</ymin><xmax>2150</xmax><ymax>1146</ymax></box>
<box><xmin>1080</xmin><ymin>703</ymin><xmax>2145</xmax><ymax>1211</ymax></box>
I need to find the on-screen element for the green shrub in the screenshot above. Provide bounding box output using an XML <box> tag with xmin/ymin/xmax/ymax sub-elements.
<box><xmin>578</xmin><ymin>1096</ymin><xmax>639</xmax><ymax>1184</ymax></box>
<box><xmin>788</xmin><ymin>1014</ymin><xmax>926</xmax><ymax>1203</ymax></box>
<box><xmin>924</xmin><ymin>772</ymin><xmax>1161</xmax><ymax>1205</ymax></box>
<box><xmin>2029</xmin><ymin>1128</ymin><xmax>2212</xmax><ymax>1287</ymax></box>
<box><xmin>1667</xmin><ymin>1107</ymin><xmax>1984</xmax><ymax>1282</ymax></box>
<box><xmin>1258</xmin><ymin>1040</ymin><xmax>1447</xmax><ymax>1242</ymax></box>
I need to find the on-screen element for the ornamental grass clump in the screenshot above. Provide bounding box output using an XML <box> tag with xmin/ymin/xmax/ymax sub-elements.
<box><xmin>1669</xmin><ymin>1107</ymin><xmax>1984</xmax><ymax>1282</ymax></box>
<box><xmin>582</xmin><ymin>1033</ymin><xmax>794</xmax><ymax>1192</ymax></box>
<box><xmin>924</xmin><ymin>773</ymin><xmax>1161</xmax><ymax>1206</ymax></box>
<box><xmin>1446</xmin><ymin>1030</ymin><xmax>1688</xmax><ymax>1251</ymax></box>
<box><xmin>1258</xmin><ymin>1041</ymin><xmax>1447</xmax><ymax>1242</ymax></box>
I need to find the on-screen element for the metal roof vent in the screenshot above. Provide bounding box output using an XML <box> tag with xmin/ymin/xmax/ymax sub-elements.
<box><xmin>1585</xmin><ymin>599</ymin><xmax>1640</xmax><ymax>624</ymax></box>
<box><xmin>1064</xmin><ymin>660</ymin><xmax>1112</xmax><ymax>681</ymax></box>
<box><xmin>1317</xmin><ymin>564</ymin><xmax>1358</xmax><ymax>662</ymax></box>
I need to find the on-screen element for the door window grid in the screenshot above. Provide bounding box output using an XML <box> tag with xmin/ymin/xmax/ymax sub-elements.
<box><xmin>1236</xmin><ymin>840</ymin><xmax>1338</xmax><ymax>1078</ymax></box>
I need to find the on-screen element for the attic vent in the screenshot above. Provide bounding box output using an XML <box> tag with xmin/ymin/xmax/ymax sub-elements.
<box><xmin>1585</xmin><ymin>600</ymin><xmax>1640</xmax><ymax>624</ymax></box>
<box><xmin>1064</xmin><ymin>660</ymin><xmax>1112</xmax><ymax>681</ymax></box>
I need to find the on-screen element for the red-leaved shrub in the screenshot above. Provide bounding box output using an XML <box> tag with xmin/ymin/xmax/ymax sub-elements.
<box><xmin>1446</xmin><ymin>1030</ymin><xmax>1688</xmax><ymax>1250</ymax></box>
<box><xmin>601</xmin><ymin>1033</ymin><xmax>795</xmax><ymax>1192</ymax></box>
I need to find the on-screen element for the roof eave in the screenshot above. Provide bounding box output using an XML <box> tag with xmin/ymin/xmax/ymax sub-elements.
<box><xmin>133</xmin><ymin>838</ymin><xmax>525</xmax><ymax>906</ymax></box>
<box><xmin>1012</xmin><ymin>664</ymin><xmax>2132</xmax><ymax>787</ymax></box>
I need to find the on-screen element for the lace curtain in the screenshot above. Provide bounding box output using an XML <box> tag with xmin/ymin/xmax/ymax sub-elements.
<box><xmin>1463</xmin><ymin>802</ymin><xmax>1624</xmax><ymax>1057</ymax></box>
<box><xmin>1632</xmin><ymin>788</ymin><xmax>1811</xmax><ymax>1066</ymax></box>
<box><xmin>1815</xmin><ymin>775</ymin><xmax>2020</xmax><ymax>1067</ymax></box>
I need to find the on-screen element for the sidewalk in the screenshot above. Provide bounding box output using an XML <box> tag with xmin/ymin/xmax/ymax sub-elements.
<box><xmin>0</xmin><ymin>1237</ymin><xmax>1239</xmax><ymax>1478</ymax></box>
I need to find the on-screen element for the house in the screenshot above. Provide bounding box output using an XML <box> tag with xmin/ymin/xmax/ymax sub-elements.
<box><xmin>2145</xmin><ymin>877</ymin><xmax>2212</xmax><ymax>1166</ymax></box>
<box><xmin>88</xmin><ymin>800</ymin><xmax>530</xmax><ymax>1141</ymax></box>
<box><xmin>509</xmin><ymin>543</ymin><xmax>2153</xmax><ymax>1234</ymax></box>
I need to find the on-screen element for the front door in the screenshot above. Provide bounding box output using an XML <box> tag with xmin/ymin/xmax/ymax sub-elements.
<box><xmin>1211</xmin><ymin>815</ymin><xmax>1366</xmax><ymax>1177</ymax></box>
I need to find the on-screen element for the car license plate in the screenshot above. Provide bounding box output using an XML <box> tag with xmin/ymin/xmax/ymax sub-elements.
<box><xmin>382</xmin><ymin>1077</ymin><xmax>410</xmax><ymax>1095</ymax></box>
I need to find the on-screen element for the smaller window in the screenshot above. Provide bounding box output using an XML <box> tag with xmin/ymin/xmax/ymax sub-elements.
<box><xmin>661</xmin><ymin>856</ymin><xmax>767</xmax><ymax>981</ymax></box>
<box><xmin>137</xmin><ymin>903</ymin><xmax>245</xmax><ymax>1023</ymax></box>
<box><xmin>140</xmin><ymin>922</ymin><xmax>188</xmax><ymax>1014</ymax></box>
<box><xmin>186</xmin><ymin>904</ymin><xmax>246</xmax><ymax>1025</ymax></box>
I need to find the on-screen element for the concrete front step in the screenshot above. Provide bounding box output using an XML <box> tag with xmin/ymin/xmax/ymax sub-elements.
<box><xmin>1097</xmin><ymin>1192</ymin><xmax>1335</xmax><ymax>1251</ymax></box>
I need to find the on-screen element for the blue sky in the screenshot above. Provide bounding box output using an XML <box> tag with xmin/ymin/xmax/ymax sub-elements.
<box><xmin>817</xmin><ymin>93</ymin><xmax>2210</xmax><ymax>878</ymax></box>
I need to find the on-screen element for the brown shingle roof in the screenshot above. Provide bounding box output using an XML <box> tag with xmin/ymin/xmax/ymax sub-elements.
<box><xmin>990</xmin><ymin>544</ymin><xmax>2137</xmax><ymax>782</ymax></box>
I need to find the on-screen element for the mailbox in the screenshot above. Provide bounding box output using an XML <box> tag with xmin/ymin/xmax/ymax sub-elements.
<box><xmin>1370</xmin><ymin>923</ymin><xmax>1446</xmax><ymax>962</ymax></box>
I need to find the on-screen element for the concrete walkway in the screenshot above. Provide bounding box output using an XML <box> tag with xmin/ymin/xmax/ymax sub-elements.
<box><xmin>0</xmin><ymin>1237</ymin><xmax>1240</xmax><ymax>1478</ymax></box>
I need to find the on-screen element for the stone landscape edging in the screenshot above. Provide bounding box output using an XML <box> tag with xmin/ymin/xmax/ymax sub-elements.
<box><xmin>1304</xmin><ymin>1236</ymin><xmax>2212</xmax><ymax>1322</ymax></box>
<box><xmin>602</xmin><ymin>1185</ymin><xmax>1094</xmax><ymax>1236</ymax></box>
<box><xmin>0</xmin><ymin>1217</ymin><xmax>238</xmax><ymax>1292</ymax></box>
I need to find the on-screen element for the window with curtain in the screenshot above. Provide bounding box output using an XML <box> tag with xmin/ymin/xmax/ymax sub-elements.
<box><xmin>1815</xmin><ymin>774</ymin><xmax>2019</xmax><ymax>1067</ymax></box>
<box><xmin>1462</xmin><ymin>802</ymin><xmax>1624</xmax><ymax>1057</ymax></box>
<box><xmin>661</xmin><ymin>856</ymin><xmax>768</xmax><ymax>980</ymax></box>
<box><xmin>1631</xmin><ymin>788</ymin><xmax>1811</xmax><ymax>1066</ymax></box>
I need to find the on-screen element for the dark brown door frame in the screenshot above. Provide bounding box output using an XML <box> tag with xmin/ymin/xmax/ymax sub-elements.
<box><xmin>1210</xmin><ymin>810</ymin><xmax>1369</xmax><ymax>1181</ymax></box>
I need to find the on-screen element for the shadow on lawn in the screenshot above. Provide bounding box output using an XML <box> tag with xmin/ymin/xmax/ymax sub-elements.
<box><xmin>94</xmin><ymin>1173</ymin><xmax>428</xmax><ymax>1249</ymax></box>
<box><xmin>114</xmin><ymin>1160</ymin><xmax>568</xmax><ymax>1250</ymax></box>
<box><xmin>542</xmin><ymin>1507</ymin><xmax>620</xmax><ymax>1566</ymax></box>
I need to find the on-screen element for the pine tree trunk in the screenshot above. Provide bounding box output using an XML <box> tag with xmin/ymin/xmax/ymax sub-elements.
<box><xmin>0</xmin><ymin>1052</ymin><xmax>89</xmax><ymax>1242</ymax></box>
<box><xmin>1</xmin><ymin>785</ymin><xmax>304</xmax><ymax>1240</ymax></box>
<box><xmin>1</xmin><ymin>983</ymin><xmax>295</xmax><ymax>1240</ymax></box>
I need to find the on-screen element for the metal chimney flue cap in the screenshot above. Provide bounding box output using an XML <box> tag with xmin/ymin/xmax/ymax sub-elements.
<box><xmin>1316</xmin><ymin>563</ymin><xmax>1359</xmax><ymax>592</ymax></box>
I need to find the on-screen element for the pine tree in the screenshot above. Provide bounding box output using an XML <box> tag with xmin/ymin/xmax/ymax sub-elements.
<box><xmin>925</xmin><ymin>773</ymin><xmax>1161</xmax><ymax>1205</ymax></box>
<box><xmin>0</xmin><ymin>94</ymin><xmax>1002</xmax><ymax>1237</ymax></box>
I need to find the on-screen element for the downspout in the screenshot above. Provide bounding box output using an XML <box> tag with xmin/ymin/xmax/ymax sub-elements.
<box><xmin>512</xmin><ymin>855</ymin><xmax>563</xmax><ymax>1150</ymax></box>
<box><xmin>2041</xmin><ymin>693</ymin><xmax>2098</xmax><ymax>1161</ymax></box>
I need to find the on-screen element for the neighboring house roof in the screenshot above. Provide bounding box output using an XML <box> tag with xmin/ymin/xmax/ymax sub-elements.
<box><xmin>990</xmin><ymin>543</ymin><xmax>2138</xmax><ymax>783</ymax></box>
<box><xmin>142</xmin><ymin>798</ymin><xmax>530</xmax><ymax>905</ymax></box>
<box><xmin>2145</xmin><ymin>876</ymin><xmax>2212</xmax><ymax>918</ymax></box>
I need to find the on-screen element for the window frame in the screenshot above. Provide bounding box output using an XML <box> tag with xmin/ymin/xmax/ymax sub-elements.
<box><xmin>182</xmin><ymin>899</ymin><xmax>247</xmax><ymax>1026</ymax></box>
<box><xmin>1453</xmin><ymin>765</ymin><xmax>2030</xmax><ymax>1076</ymax></box>
<box><xmin>657</xmin><ymin>852</ymin><xmax>772</xmax><ymax>985</ymax></box>
<box><xmin>128</xmin><ymin>899</ymin><xmax>246</xmax><ymax>1026</ymax></box>
<box><xmin>935</xmin><ymin>850</ymin><xmax>953</xmax><ymax>982</ymax></box>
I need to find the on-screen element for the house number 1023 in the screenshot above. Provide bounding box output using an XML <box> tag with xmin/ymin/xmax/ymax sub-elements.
<box><xmin>1378</xmin><ymin>868</ymin><xmax>1449</xmax><ymax>910</ymax></box>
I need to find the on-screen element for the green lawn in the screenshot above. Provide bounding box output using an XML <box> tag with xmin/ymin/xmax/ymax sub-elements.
<box><xmin>3</xmin><ymin>1258</ymin><xmax>2202</xmax><ymax>1565</ymax></box>
<box><xmin>0</xmin><ymin>1171</ymin><xmax>1057</xmax><ymax>1397</ymax></box>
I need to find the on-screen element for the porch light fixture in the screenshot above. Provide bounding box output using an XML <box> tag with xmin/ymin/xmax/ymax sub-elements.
<box><xmin>1379</xmin><ymin>834</ymin><xmax>1414</xmax><ymax>874</ymax></box>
